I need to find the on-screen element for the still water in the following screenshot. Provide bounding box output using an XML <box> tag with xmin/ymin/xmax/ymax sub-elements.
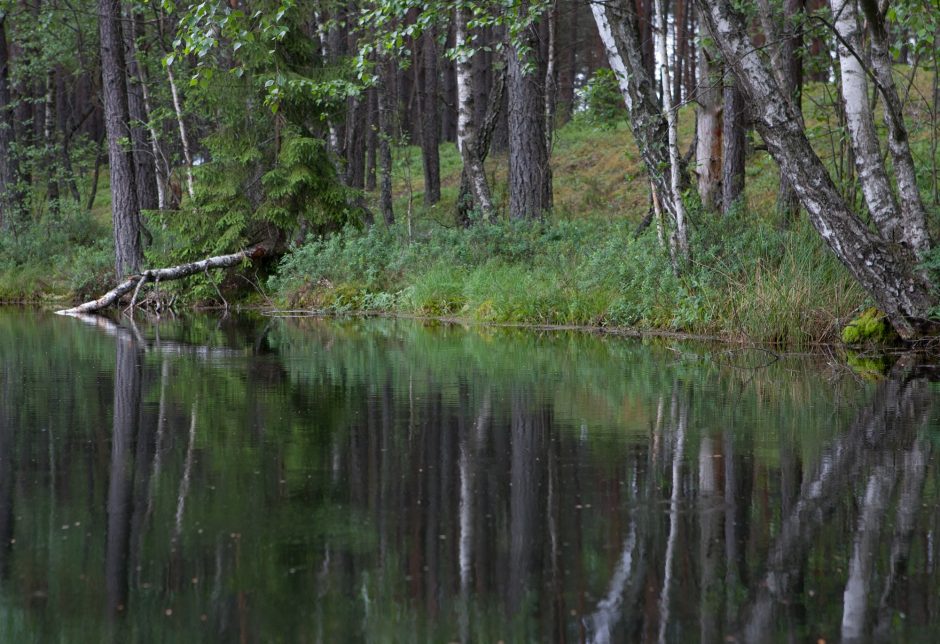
<box><xmin>0</xmin><ymin>308</ymin><xmax>938</xmax><ymax>642</ymax></box>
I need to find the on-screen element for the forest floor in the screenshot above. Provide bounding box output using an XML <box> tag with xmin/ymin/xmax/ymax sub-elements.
<box><xmin>3</xmin><ymin>73</ymin><xmax>938</xmax><ymax>349</ymax></box>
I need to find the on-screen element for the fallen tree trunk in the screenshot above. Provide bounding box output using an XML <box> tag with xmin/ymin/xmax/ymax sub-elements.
<box><xmin>57</xmin><ymin>244</ymin><xmax>268</xmax><ymax>316</ymax></box>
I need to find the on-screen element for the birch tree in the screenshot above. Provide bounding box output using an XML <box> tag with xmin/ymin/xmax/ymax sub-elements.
<box><xmin>591</xmin><ymin>0</ymin><xmax>688</xmax><ymax>258</ymax></box>
<box><xmin>454</xmin><ymin>4</ymin><xmax>494</xmax><ymax>220</ymax></box>
<box><xmin>694</xmin><ymin>0</ymin><xmax>937</xmax><ymax>338</ymax></box>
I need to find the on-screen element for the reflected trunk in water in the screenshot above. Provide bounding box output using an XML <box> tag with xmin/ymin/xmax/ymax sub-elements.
<box><xmin>106</xmin><ymin>336</ymin><xmax>141</xmax><ymax>617</ymax></box>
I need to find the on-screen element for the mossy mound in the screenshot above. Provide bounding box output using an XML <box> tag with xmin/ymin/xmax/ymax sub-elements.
<box><xmin>841</xmin><ymin>308</ymin><xmax>898</xmax><ymax>345</ymax></box>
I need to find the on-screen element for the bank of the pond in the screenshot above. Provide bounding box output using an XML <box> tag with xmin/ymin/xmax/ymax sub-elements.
<box><xmin>267</xmin><ymin>215</ymin><xmax>869</xmax><ymax>349</ymax></box>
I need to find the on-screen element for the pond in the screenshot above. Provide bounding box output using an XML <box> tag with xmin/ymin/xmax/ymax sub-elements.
<box><xmin>0</xmin><ymin>308</ymin><xmax>938</xmax><ymax>642</ymax></box>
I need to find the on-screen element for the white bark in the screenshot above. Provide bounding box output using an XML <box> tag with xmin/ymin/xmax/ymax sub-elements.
<box><xmin>56</xmin><ymin>243</ymin><xmax>268</xmax><ymax>315</ymax></box>
<box><xmin>841</xmin><ymin>466</ymin><xmax>895</xmax><ymax>641</ymax></box>
<box><xmin>863</xmin><ymin>6</ymin><xmax>932</xmax><ymax>257</ymax></box>
<box><xmin>830</xmin><ymin>0</ymin><xmax>899</xmax><ymax>243</ymax></box>
<box><xmin>166</xmin><ymin>61</ymin><xmax>195</xmax><ymax>200</ymax></box>
<box><xmin>138</xmin><ymin>70</ymin><xmax>168</xmax><ymax>210</ymax></box>
<box><xmin>591</xmin><ymin>0</ymin><xmax>680</xmax><ymax>227</ymax></box>
<box><xmin>454</xmin><ymin>7</ymin><xmax>494</xmax><ymax>220</ymax></box>
<box><xmin>695</xmin><ymin>41</ymin><xmax>722</xmax><ymax>211</ymax></box>
<box><xmin>655</xmin><ymin>0</ymin><xmax>689</xmax><ymax>260</ymax></box>
<box><xmin>657</xmin><ymin>390</ymin><xmax>687</xmax><ymax>644</ymax></box>
<box><xmin>695</xmin><ymin>0</ymin><xmax>936</xmax><ymax>338</ymax></box>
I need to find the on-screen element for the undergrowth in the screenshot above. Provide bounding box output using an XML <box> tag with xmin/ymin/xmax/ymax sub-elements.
<box><xmin>271</xmin><ymin>210</ymin><xmax>867</xmax><ymax>348</ymax></box>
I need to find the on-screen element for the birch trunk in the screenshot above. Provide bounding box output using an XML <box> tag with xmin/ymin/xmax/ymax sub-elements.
<box><xmin>655</xmin><ymin>0</ymin><xmax>689</xmax><ymax>258</ymax></box>
<box><xmin>544</xmin><ymin>2</ymin><xmax>558</xmax><ymax>152</ymax></box>
<box><xmin>591</xmin><ymin>0</ymin><xmax>681</xmax><ymax>228</ymax></box>
<box><xmin>165</xmin><ymin>61</ymin><xmax>195</xmax><ymax>200</ymax></box>
<box><xmin>695</xmin><ymin>0</ymin><xmax>937</xmax><ymax>339</ymax></box>
<box><xmin>454</xmin><ymin>7</ymin><xmax>494</xmax><ymax>220</ymax></box>
<box><xmin>830</xmin><ymin>0</ymin><xmax>899</xmax><ymax>242</ymax></box>
<box><xmin>861</xmin><ymin>2</ymin><xmax>931</xmax><ymax>257</ymax></box>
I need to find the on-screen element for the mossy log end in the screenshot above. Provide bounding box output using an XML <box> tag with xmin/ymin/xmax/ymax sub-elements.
<box><xmin>56</xmin><ymin>244</ymin><xmax>269</xmax><ymax>316</ymax></box>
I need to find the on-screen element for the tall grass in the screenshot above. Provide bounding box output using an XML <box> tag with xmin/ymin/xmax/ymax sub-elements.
<box><xmin>271</xmin><ymin>211</ymin><xmax>867</xmax><ymax>348</ymax></box>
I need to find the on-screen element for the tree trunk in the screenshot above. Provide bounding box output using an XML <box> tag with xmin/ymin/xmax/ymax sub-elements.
<box><xmin>861</xmin><ymin>1</ymin><xmax>932</xmax><ymax>257</ymax></box>
<box><xmin>123</xmin><ymin>9</ymin><xmax>158</xmax><ymax>212</ymax></box>
<box><xmin>695</xmin><ymin>0</ymin><xmax>937</xmax><ymax>339</ymax></box>
<box><xmin>830</xmin><ymin>0</ymin><xmax>899</xmax><ymax>243</ymax></box>
<box><xmin>722</xmin><ymin>78</ymin><xmax>746</xmax><ymax>214</ymax></box>
<box><xmin>165</xmin><ymin>61</ymin><xmax>195</xmax><ymax>201</ymax></box>
<box><xmin>457</xmin><ymin>67</ymin><xmax>506</xmax><ymax>226</ymax></box>
<box><xmin>544</xmin><ymin>2</ymin><xmax>558</xmax><ymax>152</ymax></box>
<box><xmin>0</xmin><ymin>17</ymin><xmax>20</xmax><ymax>232</ymax></box>
<box><xmin>695</xmin><ymin>34</ymin><xmax>723</xmax><ymax>212</ymax></box>
<box><xmin>591</xmin><ymin>0</ymin><xmax>682</xmax><ymax>229</ymax></box>
<box><xmin>441</xmin><ymin>25</ymin><xmax>458</xmax><ymax>143</ymax></box>
<box><xmin>366</xmin><ymin>87</ymin><xmax>377</xmax><ymax>191</ymax></box>
<box><xmin>376</xmin><ymin>60</ymin><xmax>395</xmax><ymax>225</ymax></box>
<box><xmin>455</xmin><ymin>7</ymin><xmax>494</xmax><ymax>221</ymax></box>
<box><xmin>777</xmin><ymin>0</ymin><xmax>804</xmax><ymax>222</ymax></box>
<box><xmin>419</xmin><ymin>29</ymin><xmax>441</xmax><ymax>205</ymax></box>
<box><xmin>42</xmin><ymin>69</ymin><xmax>60</xmax><ymax>212</ymax></box>
<box><xmin>655</xmin><ymin>0</ymin><xmax>690</xmax><ymax>258</ymax></box>
<box><xmin>98</xmin><ymin>0</ymin><xmax>142</xmax><ymax>278</ymax></box>
<box><xmin>507</xmin><ymin>3</ymin><xmax>552</xmax><ymax>221</ymax></box>
<box><xmin>556</xmin><ymin>0</ymin><xmax>578</xmax><ymax>124</ymax></box>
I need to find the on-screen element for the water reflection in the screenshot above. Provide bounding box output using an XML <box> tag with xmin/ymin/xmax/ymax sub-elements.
<box><xmin>0</xmin><ymin>310</ymin><xmax>939</xmax><ymax>641</ymax></box>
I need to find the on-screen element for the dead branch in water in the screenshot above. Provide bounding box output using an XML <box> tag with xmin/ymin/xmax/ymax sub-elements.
<box><xmin>57</xmin><ymin>244</ymin><xmax>269</xmax><ymax>316</ymax></box>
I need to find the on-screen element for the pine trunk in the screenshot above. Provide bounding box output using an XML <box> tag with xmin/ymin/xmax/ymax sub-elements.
<box><xmin>376</xmin><ymin>61</ymin><xmax>395</xmax><ymax>225</ymax></box>
<box><xmin>722</xmin><ymin>78</ymin><xmax>746</xmax><ymax>214</ymax></box>
<box><xmin>419</xmin><ymin>29</ymin><xmax>441</xmax><ymax>205</ymax></box>
<box><xmin>98</xmin><ymin>0</ymin><xmax>142</xmax><ymax>278</ymax></box>
<box><xmin>507</xmin><ymin>3</ymin><xmax>552</xmax><ymax>221</ymax></box>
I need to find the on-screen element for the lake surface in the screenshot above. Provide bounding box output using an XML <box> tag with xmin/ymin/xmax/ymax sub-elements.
<box><xmin>0</xmin><ymin>308</ymin><xmax>939</xmax><ymax>642</ymax></box>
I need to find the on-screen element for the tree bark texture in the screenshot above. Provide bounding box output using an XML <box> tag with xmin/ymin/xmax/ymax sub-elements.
<box><xmin>830</xmin><ymin>0</ymin><xmax>899</xmax><ymax>243</ymax></box>
<box><xmin>695</xmin><ymin>0</ymin><xmax>937</xmax><ymax>339</ymax></box>
<box><xmin>777</xmin><ymin>0</ymin><xmax>805</xmax><ymax>222</ymax></box>
<box><xmin>654</xmin><ymin>0</ymin><xmax>689</xmax><ymax>257</ymax></box>
<box><xmin>591</xmin><ymin>0</ymin><xmax>682</xmax><ymax>228</ymax></box>
<box><xmin>0</xmin><ymin>17</ymin><xmax>20</xmax><ymax>231</ymax></box>
<box><xmin>455</xmin><ymin>7</ymin><xmax>494</xmax><ymax>220</ymax></box>
<box><xmin>419</xmin><ymin>29</ymin><xmax>441</xmax><ymax>205</ymax></box>
<box><xmin>457</xmin><ymin>67</ymin><xmax>506</xmax><ymax>226</ymax></box>
<box><xmin>860</xmin><ymin>0</ymin><xmax>931</xmax><ymax>257</ymax></box>
<box><xmin>507</xmin><ymin>3</ymin><xmax>552</xmax><ymax>220</ymax></box>
<box><xmin>123</xmin><ymin>9</ymin><xmax>158</xmax><ymax>212</ymax></box>
<box><xmin>722</xmin><ymin>78</ymin><xmax>746</xmax><ymax>214</ymax></box>
<box><xmin>695</xmin><ymin>35</ymin><xmax>723</xmax><ymax>212</ymax></box>
<box><xmin>98</xmin><ymin>0</ymin><xmax>142</xmax><ymax>278</ymax></box>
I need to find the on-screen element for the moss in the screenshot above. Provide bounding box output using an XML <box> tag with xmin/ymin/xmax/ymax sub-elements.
<box><xmin>845</xmin><ymin>350</ymin><xmax>893</xmax><ymax>381</ymax></box>
<box><xmin>841</xmin><ymin>308</ymin><xmax>898</xmax><ymax>345</ymax></box>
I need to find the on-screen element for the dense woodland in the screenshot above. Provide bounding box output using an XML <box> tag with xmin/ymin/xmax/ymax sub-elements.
<box><xmin>0</xmin><ymin>0</ymin><xmax>938</xmax><ymax>343</ymax></box>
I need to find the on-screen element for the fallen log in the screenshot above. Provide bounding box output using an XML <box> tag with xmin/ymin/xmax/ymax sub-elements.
<box><xmin>57</xmin><ymin>244</ymin><xmax>269</xmax><ymax>316</ymax></box>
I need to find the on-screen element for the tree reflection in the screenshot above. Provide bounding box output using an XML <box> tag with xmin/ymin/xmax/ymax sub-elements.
<box><xmin>3</xmin><ymin>312</ymin><xmax>940</xmax><ymax>641</ymax></box>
